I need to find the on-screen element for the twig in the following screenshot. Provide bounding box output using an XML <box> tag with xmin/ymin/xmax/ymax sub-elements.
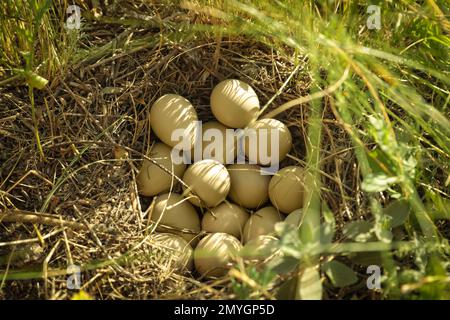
<box><xmin>0</xmin><ymin>228</ymin><xmax>65</xmax><ymax>247</ymax></box>
<box><xmin>258</xmin><ymin>62</ymin><xmax>303</xmax><ymax>117</ymax></box>
<box><xmin>0</xmin><ymin>209</ymin><xmax>88</xmax><ymax>231</ymax></box>
<box><xmin>262</xmin><ymin>65</ymin><xmax>350</xmax><ymax>119</ymax></box>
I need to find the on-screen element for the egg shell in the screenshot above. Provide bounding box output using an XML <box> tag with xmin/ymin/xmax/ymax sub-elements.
<box><xmin>210</xmin><ymin>79</ymin><xmax>260</xmax><ymax>128</ymax></box>
<box><xmin>244</xmin><ymin>118</ymin><xmax>292</xmax><ymax>166</ymax></box>
<box><xmin>151</xmin><ymin>193</ymin><xmax>201</xmax><ymax>244</ymax></box>
<box><xmin>136</xmin><ymin>143</ymin><xmax>186</xmax><ymax>196</ymax></box>
<box><xmin>242</xmin><ymin>206</ymin><xmax>284</xmax><ymax>243</ymax></box>
<box><xmin>194</xmin><ymin>232</ymin><xmax>242</xmax><ymax>278</ymax></box>
<box><xmin>227</xmin><ymin>164</ymin><xmax>270</xmax><ymax>209</ymax></box>
<box><xmin>151</xmin><ymin>233</ymin><xmax>194</xmax><ymax>271</ymax></box>
<box><xmin>284</xmin><ymin>209</ymin><xmax>303</xmax><ymax>227</ymax></box>
<box><xmin>269</xmin><ymin>166</ymin><xmax>305</xmax><ymax>213</ymax></box>
<box><xmin>150</xmin><ymin>94</ymin><xmax>199</xmax><ymax>148</ymax></box>
<box><xmin>241</xmin><ymin>235</ymin><xmax>279</xmax><ymax>262</ymax></box>
<box><xmin>182</xmin><ymin>159</ymin><xmax>231</xmax><ymax>207</ymax></box>
<box><xmin>202</xmin><ymin>202</ymin><xmax>249</xmax><ymax>239</ymax></box>
<box><xmin>196</xmin><ymin>121</ymin><xmax>237</xmax><ymax>164</ymax></box>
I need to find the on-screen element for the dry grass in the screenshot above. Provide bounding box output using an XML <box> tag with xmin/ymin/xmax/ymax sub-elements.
<box><xmin>0</xmin><ymin>1</ymin><xmax>403</xmax><ymax>299</ymax></box>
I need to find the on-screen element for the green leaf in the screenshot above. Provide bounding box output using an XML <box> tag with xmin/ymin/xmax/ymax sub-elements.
<box><xmin>425</xmin><ymin>191</ymin><xmax>450</xmax><ymax>221</ymax></box>
<box><xmin>384</xmin><ymin>199</ymin><xmax>411</xmax><ymax>227</ymax></box>
<box><xmin>299</xmin><ymin>207</ymin><xmax>320</xmax><ymax>244</ymax></box>
<box><xmin>362</xmin><ymin>173</ymin><xmax>400</xmax><ymax>192</ymax></box>
<box><xmin>348</xmin><ymin>252</ymin><xmax>383</xmax><ymax>266</ymax></box>
<box><xmin>342</xmin><ymin>221</ymin><xmax>374</xmax><ymax>242</ymax></box>
<box><xmin>322</xmin><ymin>260</ymin><xmax>358</xmax><ymax>288</ymax></box>
<box><xmin>374</xmin><ymin>214</ymin><xmax>393</xmax><ymax>243</ymax></box>
<box><xmin>320</xmin><ymin>203</ymin><xmax>335</xmax><ymax>244</ymax></box>
<box><xmin>275</xmin><ymin>222</ymin><xmax>303</xmax><ymax>258</ymax></box>
<box><xmin>297</xmin><ymin>266</ymin><xmax>322</xmax><ymax>300</ymax></box>
<box><xmin>276</xmin><ymin>277</ymin><xmax>298</xmax><ymax>300</ymax></box>
<box><xmin>266</xmin><ymin>256</ymin><xmax>299</xmax><ymax>274</ymax></box>
<box><xmin>370</xmin><ymin>198</ymin><xmax>393</xmax><ymax>243</ymax></box>
<box><xmin>374</xmin><ymin>227</ymin><xmax>393</xmax><ymax>243</ymax></box>
<box><xmin>421</xmin><ymin>255</ymin><xmax>450</xmax><ymax>299</ymax></box>
<box><xmin>25</xmin><ymin>71</ymin><xmax>48</xmax><ymax>89</ymax></box>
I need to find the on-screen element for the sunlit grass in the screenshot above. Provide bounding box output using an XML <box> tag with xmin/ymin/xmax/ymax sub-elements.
<box><xmin>191</xmin><ymin>0</ymin><xmax>450</xmax><ymax>299</ymax></box>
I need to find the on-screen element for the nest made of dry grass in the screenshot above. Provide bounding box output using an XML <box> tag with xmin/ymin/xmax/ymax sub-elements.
<box><xmin>0</xmin><ymin>4</ymin><xmax>370</xmax><ymax>300</ymax></box>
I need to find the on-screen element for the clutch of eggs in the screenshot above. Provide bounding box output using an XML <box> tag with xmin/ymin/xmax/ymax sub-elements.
<box><xmin>201</xmin><ymin>202</ymin><xmax>249</xmax><ymax>239</ymax></box>
<box><xmin>196</xmin><ymin>121</ymin><xmax>237</xmax><ymax>164</ymax></box>
<box><xmin>268</xmin><ymin>166</ymin><xmax>306</xmax><ymax>213</ymax></box>
<box><xmin>210</xmin><ymin>79</ymin><xmax>260</xmax><ymax>128</ymax></box>
<box><xmin>182</xmin><ymin>159</ymin><xmax>231</xmax><ymax>208</ymax></box>
<box><xmin>243</xmin><ymin>206</ymin><xmax>284</xmax><ymax>244</ymax></box>
<box><xmin>142</xmin><ymin>81</ymin><xmax>310</xmax><ymax>280</ymax></box>
<box><xmin>227</xmin><ymin>164</ymin><xmax>270</xmax><ymax>209</ymax></box>
<box><xmin>193</xmin><ymin>232</ymin><xmax>242</xmax><ymax>279</ymax></box>
<box><xmin>151</xmin><ymin>193</ymin><xmax>201</xmax><ymax>244</ymax></box>
<box><xmin>150</xmin><ymin>94</ymin><xmax>199</xmax><ymax>149</ymax></box>
<box><xmin>150</xmin><ymin>233</ymin><xmax>194</xmax><ymax>271</ymax></box>
<box><xmin>136</xmin><ymin>142</ymin><xmax>186</xmax><ymax>196</ymax></box>
<box><xmin>243</xmin><ymin>118</ymin><xmax>292</xmax><ymax>166</ymax></box>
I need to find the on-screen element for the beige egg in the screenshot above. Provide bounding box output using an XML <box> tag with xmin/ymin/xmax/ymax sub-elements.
<box><xmin>244</xmin><ymin>118</ymin><xmax>292</xmax><ymax>166</ymax></box>
<box><xmin>228</xmin><ymin>164</ymin><xmax>270</xmax><ymax>209</ymax></box>
<box><xmin>210</xmin><ymin>79</ymin><xmax>260</xmax><ymax>128</ymax></box>
<box><xmin>202</xmin><ymin>202</ymin><xmax>249</xmax><ymax>239</ymax></box>
<box><xmin>136</xmin><ymin>143</ymin><xmax>186</xmax><ymax>196</ymax></box>
<box><xmin>194</xmin><ymin>233</ymin><xmax>242</xmax><ymax>278</ymax></box>
<box><xmin>151</xmin><ymin>233</ymin><xmax>194</xmax><ymax>271</ymax></box>
<box><xmin>194</xmin><ymin>121</ymin><xmax>237</xmax><ymax>164</ymax></box>
<box><xmin>242</xmin><ymin>206</ymin><xmax>283</xmax><ymax>243</ymax></box>
<box><xmin>241</xmin><ymin>235</ymin><xmax>279</xmax><ymax>262</ymax></box>
<box><xmin>151</xmin><ymin>193</ymin><xmax>201</xmax><ymax>244</ymax></box>
<box><xmin>269</xmin><ymin>166</ymin><xmax>305</xmax><ymax>213</ymax></box>
<box><xmin>284</xmin><ymin>209</ymin><xmax>303</xmax><ymax>227</ymax></box>
<box><xmin>182</xmin><ymin>159</ymin><xmax>231</xmax><ymax>207</ymax></box>
<box><xmin>150</xmin><ymin>94</ymin><xmax>199</xmax><ymax>149</ymax></box>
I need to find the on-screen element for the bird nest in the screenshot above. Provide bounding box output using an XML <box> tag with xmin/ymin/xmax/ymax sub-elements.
<box><xmin>0</xmin><ymin>18</ymin><xmax>366</xmax><ymax>299</ymax></box>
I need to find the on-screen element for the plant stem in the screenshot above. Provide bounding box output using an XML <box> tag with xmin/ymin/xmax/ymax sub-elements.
<box><xmin>28</xmin><ymin>77</ymin><xmax>44</xmax><ymax>159</ymax></box>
